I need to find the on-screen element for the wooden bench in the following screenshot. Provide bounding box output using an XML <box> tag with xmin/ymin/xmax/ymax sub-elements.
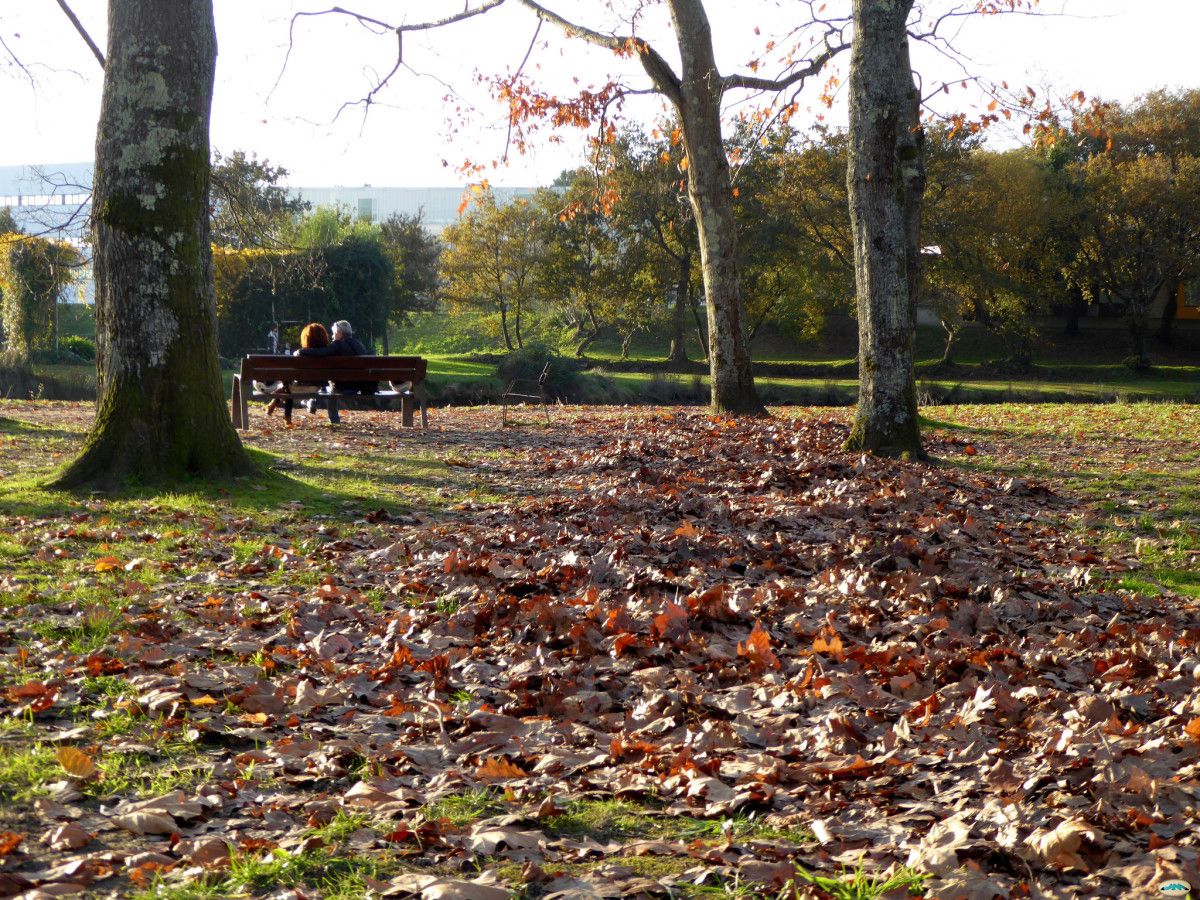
<box><xmin>230</xmin><ymin>355</ymin><xmax>428</xmax><ymax>429</ymax></box>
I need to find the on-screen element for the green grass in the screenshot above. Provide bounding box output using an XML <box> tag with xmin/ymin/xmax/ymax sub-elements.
<box><xmin>0</xmin><ymin>743</ymin><xmax>60</xmax><ymax>803</ymax></box>
<box><xmin>924</xmin><ymin>403</ymin><xmax>1200</xmax><ymax>600</ymax></box>
<box><xmin>135</xmin><ymin>847</ymin><xmax>400</xmax><ymax>900</ymax></box>
<box><xmin>422</xmin><ymin>787</ymin><xmax>504</xmax><ymax>826</ymax></box>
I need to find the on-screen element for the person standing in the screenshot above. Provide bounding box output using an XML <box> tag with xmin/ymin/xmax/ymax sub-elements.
<box><xmin>267</xmin><ymin>322</ymin><xmax>281</xmax><ymax>355</ymax></box>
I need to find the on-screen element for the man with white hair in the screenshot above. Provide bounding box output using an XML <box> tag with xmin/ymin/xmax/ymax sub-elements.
<box><xmin>296</xmin><ymin>320</ymin><xmax>373</xmax><ymax>423</ymax></box>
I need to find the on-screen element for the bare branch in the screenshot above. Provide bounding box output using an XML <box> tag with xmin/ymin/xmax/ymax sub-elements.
<box><xmin>514</xmin><ymin>0</ymin><xmax>683</xmax><ymax>106</ymax></box>
<box><xmin>501</xmin><ymin>17</ymin><xmax>544</xmax><ymax>161</ymax></box>
<box><xmin>54</xmin><ymin>0</ymin><xmax>105</xmax><ymax>70</ymax></box>
<box><xmin>0</xmin><ymin>33</ymin><xmax>36</xmax><ymax>86</ymax></box>
<box><xmin>722</xmin><ymin>34</ymin><xmax>848</xmax><ymax>93</ymax></box>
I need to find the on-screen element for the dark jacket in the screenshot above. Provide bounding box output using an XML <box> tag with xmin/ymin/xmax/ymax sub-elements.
<box><xmin>298</xmin><ymin>336</ymin><xmax>374</xmax><ymax>392</ymax></box>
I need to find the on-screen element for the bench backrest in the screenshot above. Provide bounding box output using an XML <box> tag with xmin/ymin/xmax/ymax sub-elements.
<box><xmin>240</xmin><ymin>355</ymin><xmax>427</xmax><ymax>384</ymax></box>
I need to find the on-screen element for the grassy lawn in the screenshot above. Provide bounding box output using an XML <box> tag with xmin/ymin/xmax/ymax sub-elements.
<box><xmin>918</xmin><ymin>402</ymin><xmax>1200</xmax><ymax>599</ymax></box>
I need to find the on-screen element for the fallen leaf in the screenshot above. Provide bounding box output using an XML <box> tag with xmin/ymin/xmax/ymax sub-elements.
<box><xmin>55</xmin><ymin>747</ymin><xmax>97</xmax><ymax>780</ymax></box>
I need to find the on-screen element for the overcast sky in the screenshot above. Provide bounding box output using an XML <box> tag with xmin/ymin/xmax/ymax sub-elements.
<box><xmin>2</xmin><ymin>0</ymin><xmax>1197</xmax><ymax>187</ymax></box>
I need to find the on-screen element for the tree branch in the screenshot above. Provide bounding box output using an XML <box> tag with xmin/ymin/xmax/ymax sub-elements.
<box><xmin>54</xmin><ymin>0</ymin><xmax>105</xmax><ymax>70</ymax></box>
<box><xmin>722</xmin><ymin>34</ymin><xmax>848</xmax><ymax>93</ymax></box>
<box><xmin>514</xmin><ymin>0</ymin><xmax>683</xmax><ymax>107</ymax></box>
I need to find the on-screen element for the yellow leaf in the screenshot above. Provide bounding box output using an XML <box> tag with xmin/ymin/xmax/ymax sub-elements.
<box><xmin>56</xmin><ymin>746</ymin><xmax>98</xmax><ymax>779</ymax></box>
<box><xmin>94</xmin><ymin>555</ymin><xmax>123</xmax><ymax>573</ymax></box>
<box><xmin>189</xmin><ymin>696</ymin><xmax>220</xmax><ymax>707</ymax></box>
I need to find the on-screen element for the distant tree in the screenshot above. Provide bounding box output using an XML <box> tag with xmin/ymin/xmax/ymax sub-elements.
<box><xmin>924</xmin><ymin>136</ymin><xmax>1072</xmax><ymax>367</ymax></box>
<box><xmin>603</xmin><ymin>127</ymin><xmax>703</xmax><ymax>364</ymax></box>
<box><xmin>440</xmin><ymin>191</ymin><xmax>543</xmax><ymax>351</ymax></box>
<box><xmin>0</xmin><ymin>208</ymin><xmax>21</xmax><ymax>235</ymax></box>
<box><xmin>1066</xmin><ymin>152</ymin><xmax>1200</xmax><ymax>368</ymax></box>
<box><xmin>0</xmin><ymin>235</ymin><xmax>81</xmax><ymax>358</ymax></box>
<box><xmin>734</xmin><ymin>125</ymin><xmax>855</xmax><ymax>343</ymax></box>
<box><xmin>533</xmin><ymin>178</ymin><xmax>626</xmax><ymax>357</ymax></box>
<box><xmin>55</xmin><ymin>0</ymin><xmax>251</xmax><ymax>487</ymax></box>
<box><xmin>210</xmin><ymin>150</ymin><xmax>309</xmax><ymax>249</ymax></box>
<box><xmin>378</xmin><ymin>211</ymin><xmax>442</xmax><ymax>353</ymax></box>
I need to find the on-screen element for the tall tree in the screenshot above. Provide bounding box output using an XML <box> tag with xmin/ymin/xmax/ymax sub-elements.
<box><xmin>843</xmin><ymin>0</ymin><xmax>926</xmax><ymax>458</ymax></box>
<box><xmin>378</xmin><ymin>212</ymin><xmax>442</xmax><ymax>354</ymax></box>
<box><xmin>55</xmin><ymin>0</ymin><xmax>251</xmax><ymax>487</ymax></box>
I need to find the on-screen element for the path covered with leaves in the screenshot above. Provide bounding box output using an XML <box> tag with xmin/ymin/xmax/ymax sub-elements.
<box><xmin>1</xmin><ymin>403</ymin><xmax>1198</xmax><ymax>900</ymax></box>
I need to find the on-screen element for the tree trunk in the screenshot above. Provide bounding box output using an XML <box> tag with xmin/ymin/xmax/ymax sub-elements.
<box><xmin>940</xmin><ymin>323</ymin><xmax>957</xmax><ymax>366</ymax></box>
<box><xmin>620</xmin><ymin>330</ymin><xmax>635</xmax><ymax>359</ymax></box>
<box><xmin>1158</xmin><ymin>282</ymin><xmax>1178</xmax><ymax>345</ymax></box>
<box><xmin>690</xmin><ymin>286</ymin><xmax>708</xmax><ymax>361</ymax></box>
<box><xmin>574</xmin><ymin>306</ymin><xmax>601</xmax><ymax>357</ymax></box>
<box><xmin>667</xmin><ymin>0</ymin><xmax>764</xmax><ymax>414</ymax></box>
<box><xmin>498</xmin><ymin>296</ymin><xmax>514</xmax><ymax>351</ymax></box>
<box><xmin>514</xmin><ymin>293</ymin><xmax>524</xmax><ymax>349</ymax></box>
<box><xmin>666</xmin><ymin>254</ymin><xmax>691</xmax><ymax>364</ymax></box>
<box><xmin>844</xmin><ymin>0</ymin><xmax>926</xmax><ymax>459</ymax></box>
<box><xmin>54</xmin><ymin>0</ymin><xmax>251</xmax><ymax>488</ymax></box>
<box><xmin>1064</xmin><ymin>287</ymin><xmax>1086</xmax><ymax>336</ymax></box>
<box><xmin>1130</xmin><ymin>298</ymin><xmax>1151</xmax><ymax>369</ymax></box>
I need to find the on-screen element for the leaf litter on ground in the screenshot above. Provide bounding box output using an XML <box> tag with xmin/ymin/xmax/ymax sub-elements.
<box><xmin>0</xmin><ymin>402</ymin><xmax>1198</xmax><ymax>899</ymax></box>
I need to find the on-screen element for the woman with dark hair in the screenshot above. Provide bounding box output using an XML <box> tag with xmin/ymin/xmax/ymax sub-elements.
<box><xmin>266</xmin><ymin>322</ymin><xmax>329</xmax><ymax>424</ymax></box>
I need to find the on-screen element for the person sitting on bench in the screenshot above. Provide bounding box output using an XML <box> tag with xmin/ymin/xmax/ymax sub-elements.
<box><xmin>263</xmin><ymin>322</ymin><xmax>330</xmax><ymax>424</ymax></box>
<box><xmin>296</xmin><ymin>319</ymin><xmax>375</xmax><ymax>424</ymax></box>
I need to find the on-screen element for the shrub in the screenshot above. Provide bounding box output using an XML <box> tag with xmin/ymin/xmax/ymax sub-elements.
<box><xmin>32</xmin><ymin>348</ymin><xmax>89</xmax><ymax>366</ymax></box>
<box><xmin>58</xmin><ymin>335</ymin><xmax>95</xmax><ymax>361</ymax></box>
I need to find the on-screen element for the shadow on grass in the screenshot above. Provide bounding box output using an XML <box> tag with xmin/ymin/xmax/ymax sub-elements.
<box><xmin>0</xmin><ymin>444</ymin><xmax>470</xmax><ymax>524</ymax></box>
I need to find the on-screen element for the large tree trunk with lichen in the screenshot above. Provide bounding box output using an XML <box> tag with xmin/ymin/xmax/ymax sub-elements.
<box><xmin>844</xmin><ymin>0</ymin><xmax>926</xmax><ymax>458</ymax></box>
<box><xmin>667</xmin><ymin>0</ymin><xmax>764</xmax><ymax>414</ymax></box>
<box><xmin>53</xmin><ymin>0</ymin><xmax>251</xmax><ymax>488</ymax></box>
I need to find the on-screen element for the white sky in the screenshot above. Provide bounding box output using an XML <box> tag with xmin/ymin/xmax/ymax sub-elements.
<box><xmin>2</xmin><ymin>0</ymin><xmax>1198</xmax><ymax>188</ymax></box>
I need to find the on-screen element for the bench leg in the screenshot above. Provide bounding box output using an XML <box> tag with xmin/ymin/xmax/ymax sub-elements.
<box><xmin>401</xmin><ymin>393</ymin><xmax>414</xmax><ymax>427</ymax></box>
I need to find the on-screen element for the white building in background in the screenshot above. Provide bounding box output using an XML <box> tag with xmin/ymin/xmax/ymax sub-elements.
<box><xmin>294</xmin><ymin>185</ymin><xmax>538</xmax><ymax>232</ymax></box>
<box><xmin>1</xmin><ymin>162</ymin><xmax>536</xmax><ymax>239</ymax></box>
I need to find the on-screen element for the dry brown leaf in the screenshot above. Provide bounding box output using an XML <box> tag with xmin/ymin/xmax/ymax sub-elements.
<box><xmin>1024</xmin><ymin>818</ymin><xmax>1103</xmax><ymax>871</ymax></box>
<box><xmin>41</xmin><ymin>823</ymin><xmax>91</xmax><ymax>851</ymax></box>
<box><xmin>737</xmin><ymin>620</ymin><xmax>780</xmax><ymax>671</ymax></box>
<box><xmin>114</xmin><ymin>811</ymin><xmax>177</xmax><ymax>836</ymax></box>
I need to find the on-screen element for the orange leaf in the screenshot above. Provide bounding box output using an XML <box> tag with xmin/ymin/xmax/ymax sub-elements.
<box><xmin>964</xmin><ymin>444</ymin><xmax>977</xmax><ymax>456</ymax></box>
<box><xmin>652</xmin><ymin>602</ymin><xmax>689</xmax><ymax>640</ymax></box>
<box><xmin>0</xmin><ymin>832</ymin><xmax>22</xmax><ymax>856</ymax></box>
<box><xmin>813</xmin><ymin>631</ymin><xmax>844</xmax><ymax>659</ymax></box>
<box><xmin>673</xmin><ymin>521</ymin><xmax>700</xmax><ymax>539</ymax></box>
<box><xmin>1185</xmin><ymin>718</ymin><xmax>1200</xmax><ymax>740</ymax></box>
<box><xmin>476</xmin><ymin>757</ymin><xmax>527</xmax><ymax>781</ymax></box>
<box><xmin>738</xmin><ymin>620</ymin><xmax>781</xmax><ymax>671</ymax></box>
<box><xmin>55</xmin><ymin>746</ymin><xmax>98</xmax><ymax>779</ymax></box>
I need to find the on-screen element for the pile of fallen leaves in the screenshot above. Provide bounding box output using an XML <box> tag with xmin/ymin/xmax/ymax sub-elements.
<box><xmin>1</xmin><ymin>407</ymin><xmax>1198</xmax><ymax>899</ymax></box>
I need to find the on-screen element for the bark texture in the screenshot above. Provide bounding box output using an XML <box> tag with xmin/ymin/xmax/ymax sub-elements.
<box><xmin>55</xmin><ymin>0</ymin><xmax>252</xmax><ymax>487</ymax></box>
<box><xmin>666</xmin><ymin>0</ymin><xmax>765</xmax><ymax>413</ymax></box>
<box><xmin>844</xmin><ymin>0</ymin><xmax>926</xmax><ymax>458</ymax></box>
